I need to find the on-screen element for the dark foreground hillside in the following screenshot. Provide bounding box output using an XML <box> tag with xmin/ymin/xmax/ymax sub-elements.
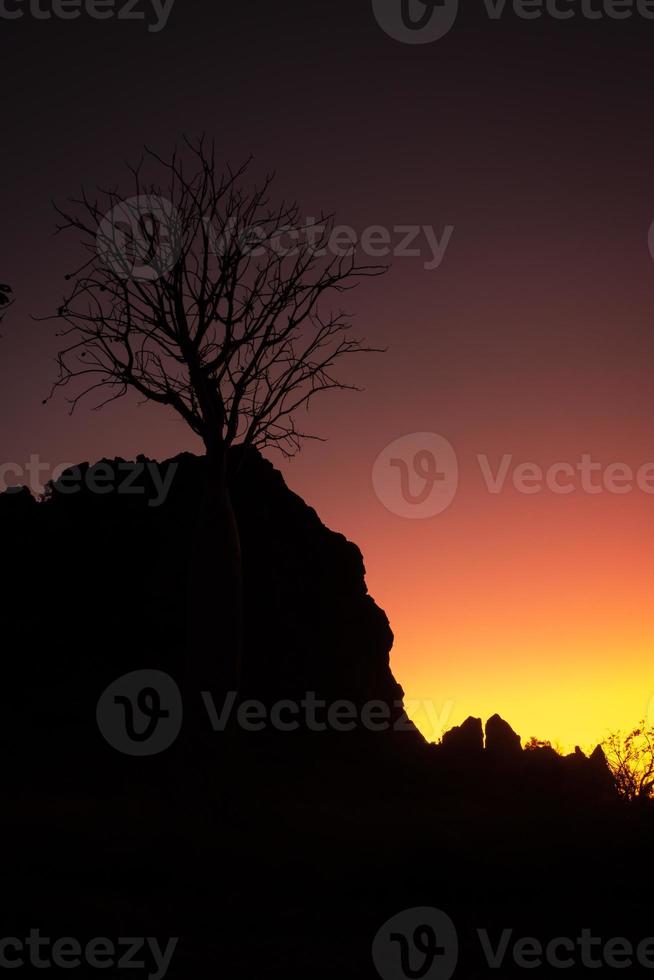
<box><xmin>0</xmin><ymin>450</ymin><xmax>652</xmax><ymax>978</ymax></box>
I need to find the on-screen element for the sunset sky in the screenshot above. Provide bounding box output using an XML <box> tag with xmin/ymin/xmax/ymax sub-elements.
<box><xmin>3</xmin><ymin>0</ymin><xmax>654</xmax><ymax>750</ymax></box>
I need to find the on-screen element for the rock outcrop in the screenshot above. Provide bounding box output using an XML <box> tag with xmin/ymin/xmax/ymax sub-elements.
<box><xmin>485</xmin><ymin>713</ymin><xmax>522</xmax><ymax>759</ymax></box>
<box><xmin>441</xmin><ymin>716</ymin><xmax>484</xmax><ymax>756</ymax></box>
<box><xmin>0</xmin><ymin>448</ymin><xmax>417</xmax><ymax>750</ymax></box>
<box><xmin>436</xmin><ymin>714</ymin><xmax>617</xmax><ymax>801</ymax></box>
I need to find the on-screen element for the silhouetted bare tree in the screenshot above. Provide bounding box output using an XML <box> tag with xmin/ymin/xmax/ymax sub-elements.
<box><xmin>603</xmin><ymin>722</ymin><xmax>654</xmax><ymax>801</ymax></box>
<box><xmin>0</xmin><ymin>284</ymin><xmax>13</xmax><ymax>330</ymax></box>
<box><xmin>48</xmin><ymin>138</ymin><xmax>384</xmax><ymax>694</ymax></box>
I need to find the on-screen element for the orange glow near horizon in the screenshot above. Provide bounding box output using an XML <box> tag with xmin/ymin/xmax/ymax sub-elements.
<box><xmin>281</xmin><ymin>404</ymin><xmax>654</xmax><ymax>755</ymax></box>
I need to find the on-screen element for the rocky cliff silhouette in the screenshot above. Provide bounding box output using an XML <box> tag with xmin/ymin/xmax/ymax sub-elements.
<box><xmin>0</xmin><ymin>447</ymin><xmax>422</xmax><ymax>791</ymax></box>
<box><xmin>1</xmin><ymin>448</ymin><xmax>652</xmax><ymax>979</ymax></box>
<box><xmin>0</xmin><ymin>448</ymin><xmax>617</xmax><ymax>795</ymax></box>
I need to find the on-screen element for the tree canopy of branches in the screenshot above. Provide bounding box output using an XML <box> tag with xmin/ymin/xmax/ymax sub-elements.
<box><xmin>49</xmin><ymin>138</ymin><xmax>384</xmax><ymax>476</ymax></box>
<box><xmin>603</xmin><ymin>722</ymin><xmax>654</xmax><ymax>802</ymax></box>
<box><xmin>0</xmin><ymin>283</ymin><xmax>12</xmax><ymax>330</ymax></box>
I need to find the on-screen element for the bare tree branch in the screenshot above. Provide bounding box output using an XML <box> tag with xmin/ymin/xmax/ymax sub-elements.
<box><xmin>0</xmin><ymin>283</ymin><xmax>13</xmax><ymax>334</ymax></box>
<box><xmin>603</xmin><ymin>722</ymin><xmax>654</xmax><ymax>801</ymax></box>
